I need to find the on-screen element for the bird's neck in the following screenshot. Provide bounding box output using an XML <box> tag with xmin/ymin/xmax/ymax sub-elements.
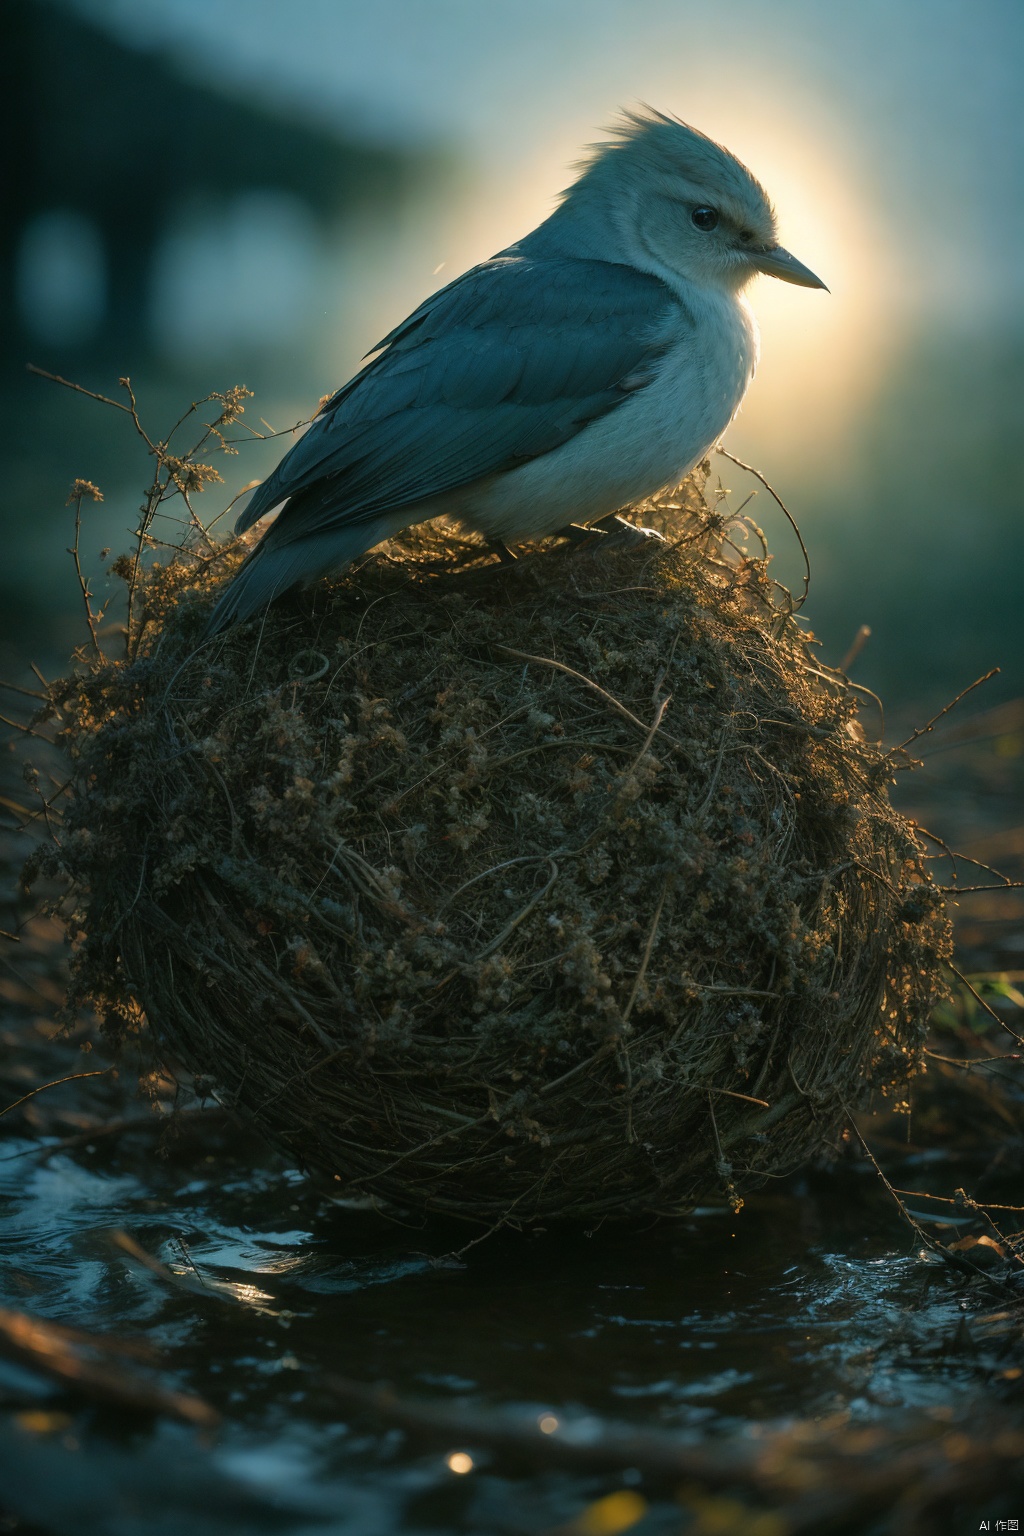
<box><xmin>513</xmin><ymin>189</ymin><xmax>632</xmax><ymax>264</ymax></box>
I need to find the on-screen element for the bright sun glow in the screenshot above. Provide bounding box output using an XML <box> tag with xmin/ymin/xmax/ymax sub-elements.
<box><xmin>719</xmin><ymin>115</ymin><xmax>895</xmax><ymax>472</ymax></box>
<box><xmin>446</xmin><ymin>1451</ymin><xmax>474</xmax><ymax>1474</ymax></box>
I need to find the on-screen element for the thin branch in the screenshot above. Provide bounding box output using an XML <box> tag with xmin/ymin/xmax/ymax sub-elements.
<box><xmin>470</xmin><ymin>859</ymin><xmax>559</xmax><ymax>963</ymax></box>
<box><xmin>718</xmin><ymin>447</ymin><xmax>810</xmax><ymax>609</ymax></box>
<box><xmin>935</xmin><ymin>882</ymin><xmax>1024</xmax><ymax>893</ymax></box>
<box><xmin>897</xmin><ymin>669</ymin><xmax>1000</xmax><ymax>753</ymax></box>
<box><xmin>495</xmin><ymin>646</ymin><xmax>675</xmax><ymax>743</ymax></box>
<box><xmin>0</xmin><ymin>1068</ymin><xmax>114</xmax><ymax>1121</ymax></box>
<box><xmin>948</xmin><ymin>962</ymin><xmax>1024</xmax><ymax>1047</ymax></box>
<box><xmin>0</xmin><ymin>680</ymin><xmax>47</xmax><ymax>701</ymax></box>
<box><xmin>27</xmin><ymin>363</ymin><xmax>132</xmax><ymax>414</ymax></box>
<box><xmin>66</xmin><ymin>487</ymin><xmax>102</xmax><ymax>655</ymax></box>
<box><xmin>890</xmin><ymin>1187</ymin><xmax>1024</xmax><ymax>1213</ymax></box>
<box><xmin>840</xmin><ymin>624</ymin><xmax>872</xmax><ymax>673</ymax></box>
<box><xmin>914</xmin><ymin>821</ymin><xmax>1013</xmax><ymax>888</ymax></box>
<box><xmin>845</xmin><ymin>1111</ymin><xmax>1019</xmax><ymax>1293</ymax></box>
<box><xmin>924</xmin><ymin>1049</ymin><xmax>1021</xmax><ymax>1070</ymax></box>
<box><xmin>623</xmin><ymin>881</ymin><xmax>668</xmax><ymax>1022</ymax></box>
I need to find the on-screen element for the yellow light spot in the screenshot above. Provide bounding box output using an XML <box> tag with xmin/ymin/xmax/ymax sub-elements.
<box><xmin>687</xmin><ymin>1494</ymin><xmax>787</xmax><ymax>1535</ymax></box>
<box><xmin>446</xmin><ymin>1451</ymin><xmax>474</xmax><ymax>1475</ymax></box>
<box><xmin>15</xmin><ymin>1410</ymin><xmax>73</xmax><ymax>1436</ymax></box>
<box><xmin>995</xmin><ymin>733</ymin><xmax>1023</xmax><ymax>758</ymax></box>
<box><xmin>573</xmin><ymin>1489</ymin><xmax>648</xmax><ymax>1535</ymax></box>
<box><xmin>539</xmin><ymin>1413</ymin><xmax>559</xmax><ymax>1434</ymax></box>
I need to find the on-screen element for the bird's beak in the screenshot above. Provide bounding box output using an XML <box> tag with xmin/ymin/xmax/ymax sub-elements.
<box><xmin>754</xmin><ymin>245</ymin><xmax>829</xmax><ymax>291</ymax></box>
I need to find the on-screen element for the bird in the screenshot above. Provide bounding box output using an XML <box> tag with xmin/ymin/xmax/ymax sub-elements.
<box><xmin>205</xmin><ymin>107</ymin><xmax>826</xmax><ymax>635</ymax></box>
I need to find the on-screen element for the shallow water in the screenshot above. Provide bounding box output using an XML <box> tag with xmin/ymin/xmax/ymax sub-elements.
<box><xmin>0</xmin><ymin>1048</ymin><xmax>1019</xmax><ymax>1536</ymax></box>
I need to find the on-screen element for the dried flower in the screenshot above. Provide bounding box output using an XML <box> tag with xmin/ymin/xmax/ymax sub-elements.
<box><xmin>212</xmin><ymin>385</ymin><xmax>253</xmax><ymax>426</ymax></box>
<box><xmin>66</xmin><ymin>479</ymin><xmax>103</xmax><ymax>505</ymax></box>
<box><xmin>162</xmin><ymin>457</ymin><xmax>223</xmax><ymax>495</ymax></box>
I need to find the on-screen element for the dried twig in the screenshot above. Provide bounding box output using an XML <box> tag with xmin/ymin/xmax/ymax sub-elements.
<box><xmin>718</xmin><ymin>446</ymin><xmax>810</xmax><ymax>609</ymax></box>
<box><xmin>0</xmin><ymin>1306</ymin><xmax>218</xmax><ymax>1426</ymax></box>
<box><xmin>65</xmin><ymin>479</ymin><xmax>104</xmax><ymax>654</ymax></box>
<box><xmin>897</xmin><ymin>669</ymin><xmax>1001</xmax><ymax>753</ymax></box>
<box><xmin>0</xmin><ymin>1068</ymin><xmax>114</xmax><ymax>1121</ymax></box>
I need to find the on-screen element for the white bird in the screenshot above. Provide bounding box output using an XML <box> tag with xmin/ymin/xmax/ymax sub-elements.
<box><xmin>206</xmin><ymin>108</ymin><xmax>825</xmax><ymax>634</ymax></box>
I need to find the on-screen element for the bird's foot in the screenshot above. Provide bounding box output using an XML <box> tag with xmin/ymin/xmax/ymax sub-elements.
<box><xmin>590</xmin><ymin>513</ymin><xmax>666</xmax><ymax>547</ymax></box>
<box><xmin>487</xmin><ymin>539</ymin><xmax>518</xmax><ymax>565</ymax></box>
<box><xmin>555</xmin><ymin>522</ymin><xmax>608</xmax><ymax>546</ymax></box>
<box><xmin>558</xmin><ymin>514</ymin><xmax>665</xmax><ymax>550</ymax></box>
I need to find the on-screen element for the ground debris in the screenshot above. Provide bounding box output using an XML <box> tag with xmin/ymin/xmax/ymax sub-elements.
<box><xmin>0</xmin><ymin>1305</ymin><xmax>219</xmax><ymax>1426</ymax></box>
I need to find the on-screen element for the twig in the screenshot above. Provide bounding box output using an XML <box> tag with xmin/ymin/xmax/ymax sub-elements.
<box><xmin>0</xmin><ymin>1068</ymin><xmax>114</xmax><ymax>1120</ymax></box>
<box><xmin>0</xmin><ymin>680</ymin><xmax>47</xmax><ymax>701</ymax></box>
<box><xmin>66</xmin><ymin>482</ymin><xmax>103</xmax><ymax>654</ymax></box>
<box><xmin>935</xmin><ymin>882</ymin><xmax>1024</xmax><ymax>893</ymax></box>
<box><xmin>708</xmin><ymin>1085</ymin><xmax>771</xmax><ymax>1108</ymax></box>
<box><xmin>891</xmin><ymin>1187</ymin><xmax>1024</xmax><ymax>1213</ymax></box>
<box><xmin>0</xmin><ymin>1106</ymin><xmax>228</xmax><ymax>1164</ymax></box>
<box><xmin>496</xmin><ymin>646</ymin><xmax>673</xmax><ymax>742</ymax></box>
<box><xmin>846</xmin><ymin>1112</ymin><xmax>1019</xmax><ymax>1293</ymax></box>
<box><xmin>471</xmin><ymin>859</ymin><xmax>559</xmax><ymax>962</ymax></box>
<box><xmin>718</xmin><ymin>447</ymin><xmax>810</xmax><ymax>609</ymax></box>
<box><xmin>435</xmin><ymin>854</ymin><xmax>553</xmax><ymax>920</ymax></box>
<box><xmin>914</xmin><ymin>821</ymin><xmax>1012</xmax><ymax>889</ymax></box>
<box><xmin>925</xmin><ymin>1049</ymin><xmax>1021</xmax><ymax>1072</ymax></box>
<box><xmin>840</xmin><ymin>624</ymin><xmax>872</xmax><ymax>673</ymax></box>
<box><xmin>948</xmin><ymin>961</ymin><xmax>1024</xmax><ymax>1047</ymax></box>
<box><xmin>622</xmin><ymin>693</ymin><xmax>672</xmax><ymax>781</ymax></box>
<box><xmin>897</xmin><ymin>669</ymin><xmax>1000</xmax><ymax>752</ymax></box>
<box><xmin>323</xmin><ymin>1372</ymin><xmax>1024</xmax><ymax>1532</ymax></box>
<box><xmin>622</xmin><ymin>882</ymin><xmax>668</xmax><ymax>1022</ymax></box>
<box><xmin>27</xmin><ymin>363</ymin><xmax>133</xmax><ymax>414</ymax></box>
<box><xmin>0</xmin><ymin>1305</ymin><xmax>218</xmax><ymax>1426</ymax></box>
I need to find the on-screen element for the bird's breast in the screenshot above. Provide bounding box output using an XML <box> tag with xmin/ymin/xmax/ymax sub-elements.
<box><xmin>468</xmin><ymin>292</ymin><xmax>758</xmax><ymax>541</ymax></box>
<box><xmin>623</xmin><ymin>293</ymin><xmax>759</xmax><ymax>471</ymax></box>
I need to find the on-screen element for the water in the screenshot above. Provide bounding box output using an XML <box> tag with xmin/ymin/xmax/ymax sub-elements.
<box><xmin>0</xmin><ymin>1013</ymin><xmax>1018</xmax><ymax>1536</ymax></box>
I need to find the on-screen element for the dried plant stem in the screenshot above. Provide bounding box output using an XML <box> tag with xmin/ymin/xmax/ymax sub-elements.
<box><xmin>718</xmin><ymin>445</ymin><xmax>810</xmax><ymax>609</ymax></box>
<box><xmin>622</xmin><ymin>881</ymin><xmax>668</xmax><ymax>1023</ymax></box>
<box><xmin>67</xmin><ymin>487</ymin><xmax>102</xmax><ymax>655</ymax></box>
<box><xmin>0</xmin><ymin>1068</ymin><xmax>114</xmax><ymax>1121</ymax></box>
<box><xmin>897</xmin><ymin>668</ymin><xmax>1000</xmax><ymax>753</ymax></box>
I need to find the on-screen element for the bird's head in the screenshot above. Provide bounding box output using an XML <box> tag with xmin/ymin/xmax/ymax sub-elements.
<box><xmin>563</xmin><ymin>108</ymin><xmax>827</xmax><ymax>296</ymax></box>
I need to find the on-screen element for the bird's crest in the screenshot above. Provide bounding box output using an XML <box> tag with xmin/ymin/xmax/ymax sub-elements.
<box><xmin>561</xmin><ymin>104</ymin><xmax>775</xmax><ymax>230</ymax></box>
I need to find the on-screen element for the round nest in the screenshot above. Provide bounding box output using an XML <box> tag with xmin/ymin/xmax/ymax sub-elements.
<box><xmin>41</xmin><ymin>474</ymin><xmax>950</xmax><ymax>1224</ymax></box>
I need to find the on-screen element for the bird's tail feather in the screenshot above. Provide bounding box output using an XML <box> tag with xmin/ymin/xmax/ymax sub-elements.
<box><xmin>202</xmin><ymin>520</ymin><xmax>395</xmax><ymax>638</ymax></box>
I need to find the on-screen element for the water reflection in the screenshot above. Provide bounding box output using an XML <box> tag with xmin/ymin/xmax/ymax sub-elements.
<box><xmin>0</xmin><ymin>1064</ymin><xmax>1013</xmax><ymax>1536</ymax></box>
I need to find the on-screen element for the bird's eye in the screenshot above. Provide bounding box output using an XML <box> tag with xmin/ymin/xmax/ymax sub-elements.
<box><xmin>691</xmin><ymin>206</ymin><xmax>719</xmax><ymax>231</ymax></box>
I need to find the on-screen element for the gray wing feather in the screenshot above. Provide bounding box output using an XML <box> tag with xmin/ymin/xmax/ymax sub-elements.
<box><xmin>235</xmin><ymin>256</ymin><xmax>676</xmax><ymax>543</ymax></box>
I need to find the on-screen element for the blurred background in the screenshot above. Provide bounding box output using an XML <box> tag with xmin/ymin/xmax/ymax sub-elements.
<box><xmin>4</xmin><ymin>0</ymin><xmax>1023</xmax><ymax>715</ymax></box>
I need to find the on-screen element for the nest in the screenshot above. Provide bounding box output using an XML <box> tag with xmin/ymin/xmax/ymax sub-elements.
<box><xmin>37</xmin><ymin>472</ymin><xmax>950</xmax><ymax>1224</ymax></box>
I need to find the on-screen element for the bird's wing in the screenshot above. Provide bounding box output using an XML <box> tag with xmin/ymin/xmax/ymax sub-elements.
<box><xmin>235</xmin><ymin>255</ymin><xmax>677</xmax><ymax>543</ymax></box>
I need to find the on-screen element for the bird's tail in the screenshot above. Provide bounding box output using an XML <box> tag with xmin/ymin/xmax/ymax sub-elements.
<box><xmin>202</xmin><ymin>520</ymin><xmax>395</xmax><ymax>639</ymax></box>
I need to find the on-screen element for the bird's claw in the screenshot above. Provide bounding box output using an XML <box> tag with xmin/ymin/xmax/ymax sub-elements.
<box><xmin>556</xmin><ymin>522</ymin><xmax>608</xmax><ymax>546</ymax></box>
<box><xmin>560</xmin><ymin>514</ymin><xmax>665</xmax><ymax>550</ymax></box>
<box><xmin>487</xmin><ymin>539</ymin><xmax>518</xmax><ymax>565</ymax></box>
